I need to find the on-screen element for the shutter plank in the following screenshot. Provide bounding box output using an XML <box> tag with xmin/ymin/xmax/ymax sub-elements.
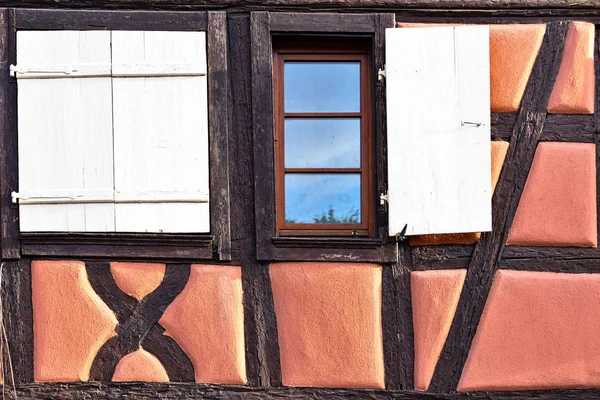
<box><xmin>385</xmin><ymin>26</ymin><xmax>491</xmax><ymax>236</ymax></box>
<box><xmin>17</xmin><ymin>31</ymin><xmax>114</xmax><ymax>232</ymax></box>
<box><xmin>111</xmin><ymin>31</ymin><xmax>209</xmax><ymax>233</ymax></box>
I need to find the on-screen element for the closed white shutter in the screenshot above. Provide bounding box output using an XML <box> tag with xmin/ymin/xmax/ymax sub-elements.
<box><xmin>111</xmin><ymin>31</ymin><xmax>210</xmax><ymax>233</ymax></box>
<box><xmin>16</xmin><ymin>31</ymin><xmax>115</xmax><ymax>232</ymax></box>
<box><xmin>385</xmin><ymin>26</ymin><xmax>492</xmax><ymax>236</ymax></box>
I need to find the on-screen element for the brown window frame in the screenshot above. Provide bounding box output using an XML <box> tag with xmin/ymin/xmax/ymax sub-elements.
<box><xmin>273</xmin><ymin>41</ymin><xmax>375</xmax><ymax>237</ymax></box>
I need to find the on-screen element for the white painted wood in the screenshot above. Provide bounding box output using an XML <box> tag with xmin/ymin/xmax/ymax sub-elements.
<box><xmin>10</xmin><ymin>63</ymin><xmax>111</xmax><ymax>79</ymax></box>
<box><xmin>385</xmin><ymin>26</ymin><xmax>492</xmax><ymax>236</ymax></box>
<box><xmin>17</xmin><ymin>31</ymin><xmax>115</xmax><ymax>232</ymax></box>
<box><xmin>112</xmin><ymin>63</ymin><xmax>207</xmax><ymax>77</ymax></box>
<box><xmin>12</xmin><ymin>189</ymin><xmax>209</xmax><ymax>205</ymax></box>
<box><xmin>111</xmin><ymin>31</ymin><xmax>209</xmax><ymax>233</ymax></box>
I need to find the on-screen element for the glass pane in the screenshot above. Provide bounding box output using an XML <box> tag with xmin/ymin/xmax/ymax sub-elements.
<box><xmin>285</xmin><ymin>173</ymin><xmax>361</xmax><ymax>224</ymax></box>
<box><xmin>285</xmin><ymin>118</ymin><xmax>360</xmax><ymax>168</ymax></box>
<box><xmin>284</xmin><ymin>62</ymin><xmax>360</xmax><ymax>113</ymax></box>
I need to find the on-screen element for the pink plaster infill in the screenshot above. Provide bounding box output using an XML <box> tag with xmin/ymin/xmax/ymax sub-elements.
<box><xmin>159</xmin><ymin>265</ymin><xmax>246</xmax><ymax>384</ymax></box>
<box><xmin>459</xmin><ymin>270</ymin><xmax>600</xmax><ymax>391</ymax></box>
<box><xmin>32</xmin><ymin>260</ymin><xmax>118</xmax><ymax>382</ymax></box>
<box><xmin>112</xmin><ymin>348</ymin><xmax>169</xmax><ymax>382</ymax></box>
<box><xmin>110</xmin><ymin>262</ymin><xmax>166</xmax><ymax>301</ymax></box>
<box><xmin>507</xmin><ymin>142</ymin><xmax>597</xmax><ymax>247</ymax></box>
<box><xmin>270</xmin><ymin>262</ymin><xmax>385</xmax><ymax>389</ymax></box>
<box><xmin>548</xmin><ymin>21</ymin><xmax>595</xmax><ymax>114</ymax></box>
<box><xmin>411</xmin><ymin>270</ymin><xmax>466</xmax><ymax>391</ymax></box>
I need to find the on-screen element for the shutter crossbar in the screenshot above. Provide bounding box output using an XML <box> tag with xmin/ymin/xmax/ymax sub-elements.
<box><xmin>11</xmin><ymin>63</ymin><xmax>207</xmax><ymax>79</ymax></box>
<box><xmin>12</xmin><ymin>189</ymin><xmax>209</xmax><ymax>205</ymax></box>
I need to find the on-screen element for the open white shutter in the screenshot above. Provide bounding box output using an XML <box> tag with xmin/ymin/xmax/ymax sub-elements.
<box><xmin>385</xmin><ymin>26</ymin><xmax>492</xmax><ymax>236</ymax></box>
<box><xmin>111</xmin><ymin>31</ymin><xmax>209</xmax><ymax>233</ymax></box>
<box><xmin>15</xmin><ymin>31</ymin><xmax>115</xmax><ymax>232</ymax></box>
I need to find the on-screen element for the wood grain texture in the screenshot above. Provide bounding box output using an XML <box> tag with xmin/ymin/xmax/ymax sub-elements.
<box><xmin>207</xmin><ymin>11</ymin><xmax>232</xmax><ymax>261</ymax></box>
<box><xmin>9</xmin><ymin>383</ymin><xmax>600</xmax><ymax>399</ymax></box>
<box><xmin>4</xmin><ymin>1</ymin><xmax>600</xmax><ymax>11</ymax></box>
<box><xmin>269</xmin><ymin>12</ymin><xmax>375</xmax><ymax>32</ymax></box>
<box><xmin>87</xmin><ymin>262</ymin><xmax>194</xmax><ymax>382</ymax></box>
<box><xmin>386</xmin><ymin>25</ymin><xmax>491</xmax><ymax>236</ymax></box>
<box><xmin>0</xmin><ymin>9</ymin><xmax>20</xmax><ymax>259</ymax></box>
<box><xmin>230</xmin><ymin>13</ymin><xmax>281</xmax><ymax>387</ymax></box>
<box><xmin>382</xmin><ymin>243</ymin><xmax>413</xmax><ymax>390</ymax></box>
<box><xmin>14</xmin><ymin>9</ymin><xmax>208</xmax><ymax>30</ymax></box>
<box><xmin>2</xmin><ymin>259</ymin><xmax>33</xmax><ymax>384</ymax></box>
<box><xmin>429</xmin><ymin>21</ymin><xmax>569</xmax><ymax>393</ymax></box>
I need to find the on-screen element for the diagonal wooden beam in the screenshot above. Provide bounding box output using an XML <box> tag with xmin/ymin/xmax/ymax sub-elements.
<box><xmin>428</xmin><ymin>21</ymin><xmax>570</xmax><ymax>393</ymax></box>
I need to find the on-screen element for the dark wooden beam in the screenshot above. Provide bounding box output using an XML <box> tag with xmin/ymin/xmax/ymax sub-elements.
<box><xmin>428</xmin><ymin>21</ymin><xmax>570</xmax><ymax>392</ymax></box>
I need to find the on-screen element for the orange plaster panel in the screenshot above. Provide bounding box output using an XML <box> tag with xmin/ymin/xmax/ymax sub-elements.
<box><xmin>507</xmin><ymin>142</ymin><xmax>597</xmax><ymax>247</ymax></box>
<box><xmin>412</xmin><ymin>270</ymin><xmax>466</xmax><ymax>391</ymax></box>
<box><xmin>112</xmin><ymin>348</ymin><xmax>169</xmax><ymax>382</ymax></box>
<box><xmin>159</xmin><ymin>265</ymin><xmax>246</xmax><ymax>384</ymax></box>
<box><xmin>398</xmin><ymin>23</ymin><xmax>546</xmax><ymax>112</ymax></box>
<box><xmin>490</xmin><ymin>24</ymin><xmax>546</xmax><ymax>112</ymax></box>
<box><xmin>270</xmin><ymin>262</ymin><xmax>384</xmax><ymax>388</ymax></box>
<box><xmin>410</xmin><ymin>141</ymin><xmax>509</xmax><ymax>246</ymax></box>
<box><xmin>110</xmin><ymin>262</ymin><xmax>166</xmax><ymax>301</ymax></box>
<box><xmin>548</xmin><ymin>22</ymin><xmax>595</xmax><ymax>114</ymax></box>
<box><xmin>32</xmin><ymin>260</ymin><xmax>118</xmax><ymax>382</ymax></box>
<box><xmin>459</xmin><ymin>270</ymin><xmax>600</xmax><ymax>391</ymax></box>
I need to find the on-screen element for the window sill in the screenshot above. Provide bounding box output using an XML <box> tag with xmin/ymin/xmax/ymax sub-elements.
<box><xmin>20</xmin><ymin>232</ymin><xmax>215</xmax><ymax>260</ymax></box>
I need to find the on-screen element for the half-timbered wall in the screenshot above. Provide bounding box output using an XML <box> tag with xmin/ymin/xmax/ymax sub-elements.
<box><xmin>0</xmin><ymin>2</ymin><xmax>599</xmax><ymax>399</ymax></box>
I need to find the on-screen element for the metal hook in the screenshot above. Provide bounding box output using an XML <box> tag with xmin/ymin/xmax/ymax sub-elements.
<box><xmin>461</xmin><ymin>121</ymin><xmax>482</xmax><ymax>127</ymax></box>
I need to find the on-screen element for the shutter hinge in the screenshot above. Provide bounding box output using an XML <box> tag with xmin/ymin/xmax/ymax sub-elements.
<box><xmin>379</xmin><ymin>192</ymin><xmax>389</xmax><ymax>205</ymax></box>
<box><xmin>377</xmin><ymin>67</ymin><xmax>386</xmax><ymax>82</ymax></box>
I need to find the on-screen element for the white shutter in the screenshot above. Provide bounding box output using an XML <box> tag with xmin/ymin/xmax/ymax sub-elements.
<box><xmin>385</xmin><ymin>26</ymin><xmax>492</xmax><ymax>236</ymax></box>
<box><xmin>111</xmin><ymin>31</ymin><xmax>209</xmax><ymax>233</ymax></box>
<box><xmin>16</xmin><ymin>31</ymin><xmax>115</xmax><ymax>232</ymax></box>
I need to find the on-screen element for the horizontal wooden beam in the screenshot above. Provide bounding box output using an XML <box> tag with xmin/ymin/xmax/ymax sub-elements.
<box><xmin>5</xmin><ymin>1</ymin><xmax>600</xmax><ymax>11</ymax></box>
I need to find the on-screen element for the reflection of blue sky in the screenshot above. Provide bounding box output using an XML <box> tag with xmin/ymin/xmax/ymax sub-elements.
<box><xmin>284</xmin><ymin>62</ymin><xmax>360</xmax><ymax>112</ymax></box>
<box><xmin>285</xmin><ymin>118</ymin><xmax>360</xmax><ymax>168</ymax></box>
<box><xmin>285</xmin><ymin>174</ymin><xmax>361</xmax><ymax>223</ymax></box>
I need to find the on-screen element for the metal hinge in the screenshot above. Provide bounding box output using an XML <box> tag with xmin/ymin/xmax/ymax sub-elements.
<box><xmin>377</xmin><ymin>67</ymin><xmax>386</xmax><ymax>82</ymax></box>
<box><xmin>379</xmin><ymin>192</ymin><xmax>389</xmax><ymax>206</ymax></box>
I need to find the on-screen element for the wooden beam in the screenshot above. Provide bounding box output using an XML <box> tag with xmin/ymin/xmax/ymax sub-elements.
<box><xmin>428</xmin><ymin>21</ymin><xmax>570</xmax><ymax>392</ymax></box>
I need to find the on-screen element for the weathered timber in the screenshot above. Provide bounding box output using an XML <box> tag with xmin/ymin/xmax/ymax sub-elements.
<box><xmin>2</xmin><ymin>258</ymin><xmax>33</xmax><ymax>384</ymax></box>
<box><xmin>500</xmin><ymin>258</ymin><xmax>600</xmax><ymax>272</ymax></box>
<box><xmin>21</xmin><ymin>233</ymin><xmax>214</xmax><ymax>260</ymax></box>
<box><xmin>208</xmin><ymin>11</ymin><xmax>232</xmax><ymax>261</ymax></box>
<box><xmin>8</xmin><ymin>383</ymin><xmax>600</xmax><ymax>399</ymax></box>
<box><xmin>0</xmin><ymin>9</ymin><xmax>19</xmax><ymax>260</ymax></box>
<box><xmin>429</xmin><ymin>21</ymin><xmax>569</xmax><ymax>392</ymax></box>
<box><xmin>382</xmin><ymin>243</ymin><xmax>413</xmax><ymax>390</ymax></box>
<box><xmin>87</xmin><ymin>263</ymin><xmax>194</xmax><ymax>382</ymax></box>
<box><xmin>14</xmin><ymin>9</ymin><xmax>208</xmax><ymax>29</ymax></box>
<box><xmin>270</xmin><ymin>12</ymin><xmax>375</xmax><ymax>32</ymax></box>
<box><xmin>3</xmin><ymin>1</ymin><xmax>600</xmax><ymax>12</ymax></box>
<box><xmin>492</xmin><ymin>113</ymin><xmax>595</xmax><ymax>141</ymax></box>
<box><xmin>230</xmin><ymin>13</ymin><xmax>281</xmax><ymax>387</ymax></box>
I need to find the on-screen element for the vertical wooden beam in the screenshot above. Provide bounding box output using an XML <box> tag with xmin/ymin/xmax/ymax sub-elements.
<box><xmin>231</xmin><ymin>13</ymin><xmax>281</xmax><ymax>387</ymax></box>
<box><xmin>250</xmin><ymin>11</ymin><xmax>276</xmax><ymax>261</ymax></box>
<box><xmin>428</xmin><ymin>21</ymin><xmax>569</xmax><ymax>393</ymax></box>
<box><xmin>2</xmin><ymin>258</ymin><xmax>33</xmax><ymax>384</ymax></box>
<box><xmin>208</xmin><ymin>11</ymin><xmax>232</xmax><ymax>261</ymax></box>
<box><xmin>0</xmin><ymin>9</ymin><xmax>19</xmax><ymax>259</ymax></box>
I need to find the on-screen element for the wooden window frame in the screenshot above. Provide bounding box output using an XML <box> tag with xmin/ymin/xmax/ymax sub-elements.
<box><xmin>251</xmin><ymin>11</ymin><xmax>398</xmax><ymax>262</ymax></box>
<box><xmin>0</xmin><ymin>9</ymin><xmax>232</xmax><ymax>261</ymax></box>
<box><xmin>273</xmin><ymin>41</ymin><xmax>375</xmax><ymax>237</ymax></box>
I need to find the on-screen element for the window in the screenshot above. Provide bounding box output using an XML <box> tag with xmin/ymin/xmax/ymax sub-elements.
<box><xmin>273</xmin><ymin>41</ymin><xmax>374</xmax><ymax>237</ymax></box>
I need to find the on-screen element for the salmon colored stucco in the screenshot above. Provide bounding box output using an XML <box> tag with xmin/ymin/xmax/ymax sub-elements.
<box><xmin>159</xmin><ymin>265</ymin><xmax>246</xmax><ymax>384</ymax></box>
<box><xmin>110</xmin><ymin>262</ymin><xmax>166</xmax><ymax>301</ymax></box>
<box><xmin>412</xmin><ymin>269</ymin><xmax>466</xmax><ymax>391</ymax></box>
<box><xmin>270</xmin><ymin>262</ymin><xmax>384</xmax><ymax>389</ymax></box>
<box><xmin>32</xmin><ymin>260</ymin><xmax>118</xmax><ymax>382</ymax></box>
<box><xmin>490</xmin><ymin>24</ymin><xmax>546</xmax><ymax>112</ymax></box>
<box><xmin>112</xmin><ymin>348</ymin><xmax>169</xmax><ymax>382</ymax></box>
<box><xmin>398</xmin><ymin>23</ymin><xmax>545</xmax><ymax>112</ymax></box>
<box><xmin>459</xmin><ymin>270</ymin><xmax>600</xmax><ymax>391</ymax></box>
<box><xmin>410</xmin><ymin>140</ymin><xmax>509</xmax><ymax>245</ymax></box>
<box><xmin>507</xmin><ymin>142</ymin><xmax>597</xmax><ymax>247</ymax></box>
<box><xmin>548</xmin><ymin>22</ymin><xmax>595</xmax><ymax>114</ymax></box>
